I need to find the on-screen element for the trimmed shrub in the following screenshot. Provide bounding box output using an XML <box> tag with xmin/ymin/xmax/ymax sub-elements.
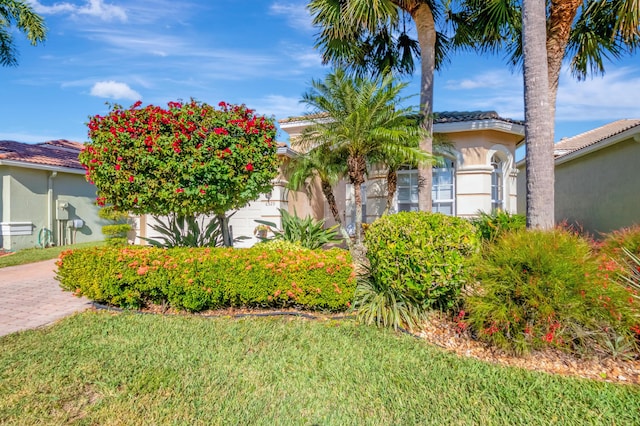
<box><xmin>56</xmin><ymin>246</ymin><xmax>355</xmax><ymax>312</ymax></box>
<box><xmin>471</xmin><ymin>210</ymin><xmax>526</xmax><ymax>242</ymax></box>
<box><xmin>258</xmin><ymin>239</ymin><xmax>304</xmax><ymax>251</ymax></box>
<box><xmin>465</xmin><ymin>229</ymin><xmax>640</xmax><ymax>357</ymax></box>
<box><xmin>364</xmin><ymin>212</ymin><xmax>478</xmax><ymax>311</ymax></box>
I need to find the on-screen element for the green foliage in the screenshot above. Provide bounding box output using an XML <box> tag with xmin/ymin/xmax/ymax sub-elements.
<box><xmin>141</xmin><ymin>214</ymin><xmax>222</xmax><ymax>248</ymax></box>
<box><xmin>258</xmin><ymin>239</ymin><xmax>304</xmax><ymax>251</ymax></box>
<box><xmin>0</xmin><ymin>0</ymin><xmax>47</xmax><ymax>67</ymax></box>
<box><xmin>471</xmin><ymin>210</ymin><xmax>526</xmax><ymax>242</ymax></box>
<box><xmin>364</xmin><ymin>211</ymin><xmax>478</xmax><ymax>311</ymax></box>
<box><xmin>80</xmin><ymin>100</ymin><xmax>278</xmax><ymax>217</ymax></box>
<box><xmin>465</xmin><ymin>229</ymin><xmax>640</xmax><ymax>357</ymax></box>
<box><xmin>255</xmin><ymin>208</ymin><xmax>342</xmax><ymax>250</ymax></box>
<box><xmin>353</xmin><ymin>265</ymin><xmax>428</xmax><ymax>331</ymax></box>
<box><xmin>56</xmin><ymin>246</ymin><xmax>355</xmax><ymax>312</ymax></box>
<box><xmin>98</xmin><ymin>206</ymin><xmax>131</xmax><ymax>247</ymax></box>
<box><xmin>600</xmin><ymin>224</ymin><xmax>640</xmax><ymax>258</ymax></box>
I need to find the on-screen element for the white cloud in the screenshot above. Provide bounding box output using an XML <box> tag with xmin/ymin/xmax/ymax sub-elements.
<box><xmin>249</xmin><ymin>95</ymin><xmax>304</xmax><ymax>120</ymax></box>
<box><xmin>90</xmin><ymin>81</ymin><xmax>141</xmax><ymax>100</ymax></box>
<box><xmin>269</xmin><ymin>2</ymin><xmax>313</xmax><ymax>32</ymax></box>
<box><xmin>556</xmin><ymin>66</ymin><xmax>640</xmax><ymax>121</ymax></box>
<box><xmin>28</xmin><ymin>0</ymin><xmax>127</xmax><ymax>22</ymax></box>
<box><xmin>444</xmin><ymin>70</ymin><xmax>514</xmax><ymax>90</ymax></box>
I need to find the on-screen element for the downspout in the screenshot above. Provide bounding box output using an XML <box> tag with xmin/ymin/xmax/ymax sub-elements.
<box><xmin>48</xmin><ymin>171</ymin><xmax>57</xmax><ymax>244</ymax></box>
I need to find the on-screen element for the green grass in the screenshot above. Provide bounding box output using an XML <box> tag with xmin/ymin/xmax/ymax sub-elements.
<box><xmin>0</xmin><ymin>241</ymin><xmax>106</xmax><ymax>268</ymax></box>
<box><xmin>1</xmin><ymin>312</ymin><xmax>638</xmax><ymax>425</ymax></box>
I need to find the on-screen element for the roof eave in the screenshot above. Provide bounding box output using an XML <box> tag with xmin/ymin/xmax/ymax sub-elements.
<box><xmin>0</xmin><ymin>159</ymin><xmax>85</xmax><ymax>175</ymax></box>
<box><xmin>434</xmin><ymin>119</ymin><xmax>525</xmax><ymax>136</ymax></box>
<box><xmin>555</xmin><ymin>126</ymin><xmax>640</xmax><ymax>165</ymax></box>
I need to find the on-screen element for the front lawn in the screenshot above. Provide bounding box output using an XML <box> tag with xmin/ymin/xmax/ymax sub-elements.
<box><xmin>0</xmin><ymin>311</ymin><xmax>638</xmax><ymax>425</ymax></box>
<box><xmin>0</xmin><ymin>241</ymin><xmax>106</xmax><ymax>269</ymax></box>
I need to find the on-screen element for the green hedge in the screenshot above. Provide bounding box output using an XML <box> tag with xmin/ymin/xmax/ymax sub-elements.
<box><xmin>56</xmin><ymin>246</ymin><xmax>355</xmax><ymax>312</ymax></box>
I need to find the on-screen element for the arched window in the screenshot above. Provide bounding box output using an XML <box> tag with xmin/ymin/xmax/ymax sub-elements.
<box><xmin>432</xmin><ymin>157</ymin><xmax>455</xmax><ymax>215</ymax></box>
<box><xmin>491</xmin><ymin>154</ymin><xmax>504</xmax><ymax>211</ymax></box>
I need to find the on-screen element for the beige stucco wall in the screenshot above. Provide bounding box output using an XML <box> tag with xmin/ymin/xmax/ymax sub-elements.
<box><xmin>517</xmin><ymin>136</ymin><xmax>640</xmax><ymax>235</ymax></box>
<box><xmin>0</xmin><ymin>165</ymin><xmax>105</xmax><ymax>251</ymax></box>
<box><xmin>555</xmin><ymin>137</ymin><xmax>640</xmax><ymax>235</ymax></box>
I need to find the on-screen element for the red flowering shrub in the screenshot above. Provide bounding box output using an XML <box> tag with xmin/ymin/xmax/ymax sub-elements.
<box><xmin>56</xmin><ymin>246</ymin><xmax>356</xmax><ymax>312</ymax></box>
<box><xmin>465</xmin><ymin>229</ymin><xmax>640</xmax><ymax>357</ymax></box>
<box><xmin>80</xmin><ymin>100</ymin><xmax>278</xmax><ymax>218</ymax></box>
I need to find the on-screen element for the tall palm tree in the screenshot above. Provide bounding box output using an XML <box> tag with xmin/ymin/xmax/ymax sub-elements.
<box><xmin>0</xmin><ymin>0</ymin><xmax>46</xmax><ymax>67</ymax></box>
<box><xmin>308</xmin><ymin>0</ymin><xmax>448</xmax><ymax>212</ymax></box>
<box><xmin>298</xmin><ymin>68</ymin><xmax>429</xmax><ymax>245</ymax></box>
<box><xmin>451</xmin><ymin>0</ymin><xmax>640</xmax><ymax>124</ymax></box>
<box><xmin>522</xmin><ymin>0</ymin><xmax>554</xmax><ymax>229</ymax></box>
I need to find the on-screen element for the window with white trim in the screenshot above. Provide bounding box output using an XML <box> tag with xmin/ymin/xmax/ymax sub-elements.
<box><xmin>396</xmin><ymin>170</ymin><xmax>419</xmax><ymax>212</ymax></box>
<box><xmin>491</xmin><ymin>154</ymin><xmax>504</xmax><ymax>211</ymax></box>
<box><xmin>432</xmin><ymin>158</ymin><xmax>455</xmax><ymax>215</ymax></box>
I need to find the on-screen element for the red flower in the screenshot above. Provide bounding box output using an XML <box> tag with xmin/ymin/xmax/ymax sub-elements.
<box><xmin>115</xmin><ymin>164</ymin><xmax>121</xmax><ymax>170</ymax></box>
<box><xmin>176</xmin><ymin>188</ymin><xmax>184</xmax><ymax>193</ymax></box>
<box><xmin>128</xmin><ymin>175</ymin><xmax>134</xmax><ymax>182</ymax></box>
<box><xmin>245</xmin><ymin>163</ymin><xmax>254</xmax><ymax>171</ymax></box>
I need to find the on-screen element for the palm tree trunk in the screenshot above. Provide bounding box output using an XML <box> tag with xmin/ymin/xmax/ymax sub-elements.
<box><xmin>546</xmin><ymin>0</ymin><xmax>582</xmax><ymax>124</ymax></box>
<box><xmin>347</xmin><ymin>155</ymin><xmax>367</xmax><ymax>245</ymax></box>
<box><xmin>321</xmin><ymin>179</ymin><xmax>342</xmax><ymax>225</ymax></box>
<box><xmin>523</xmin><ymin>0</ymin><xmax>555</xmax><ymax>229</ymax></box>
<box><xmin>385</xmin><ymin>168</ymin><xmax>397</xmax><ymax>214</ymax></box>
<box><xmin>409</xmin><ymin>3</ymin><xmax>436</xmax><ymax>212</ymax></box>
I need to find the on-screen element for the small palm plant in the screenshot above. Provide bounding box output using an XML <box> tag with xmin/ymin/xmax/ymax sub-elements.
<box><xmin>255</xmin><ymin>208</ymin><xmax>342</xmax><ymax>250</ymax></box>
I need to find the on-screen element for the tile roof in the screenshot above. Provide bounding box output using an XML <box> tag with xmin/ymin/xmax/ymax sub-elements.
<box><xmin>279</xmin><ymin>110</ymin><xmax>523</xmax><ymax>125</ymax></box>
<box><xmin>0</xmin><ymin>140</ymin><xmax>85</xmax><ymax>170</ymax></box>
<box><xmin>554</xmin><ymin>119</ymin><xmax>640</xmax><ymax>157</ymax></box>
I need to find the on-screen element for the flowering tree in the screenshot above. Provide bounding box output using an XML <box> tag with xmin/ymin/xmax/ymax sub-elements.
<box><xmin>80</xmin><ymin>100</ymin><xmax>279</xmax><ymax>246</ymax></box>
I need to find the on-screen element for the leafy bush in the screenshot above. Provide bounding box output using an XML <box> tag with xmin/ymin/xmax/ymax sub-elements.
<box><xmin>364</xmin><ymin>212</ymin><xmax>478</xmax><ymax>311</ymax></box>
<box><xmin>258</xmin><ymin>239</ymin><xmax>304</xmax><ymax>251</ymax></box>
<box><xmin>465</xmin><ymin>229</ymin><xmax>640</xmax><ymax>357</ymax></box>
<box><xmin>255</xmin><ymin>208</ymin><xmax>342</xmax><ymax>249</ymax></box>
<box><xmin>141</xmin><ymin>214</ymin><xmax>223</xmax><ymax>247</ymax></box>
<box><xmin>99</xmin><ymin>206</ymin><xmax>131</xmax><ymax>246</ymax></box>
<box><xmin>56</xmin><ymin>246</ymin><xmax>355</xmax><ymax>312</ymax></box>
<box><xmin>471</xmin><ymin>210</ymin><xmax>526</xmax><ymax>242</ymax></box>
<box><xmin>599</xmin><ymin>224</ymin><xmax>640</xmax><ymax>258</ymax></box>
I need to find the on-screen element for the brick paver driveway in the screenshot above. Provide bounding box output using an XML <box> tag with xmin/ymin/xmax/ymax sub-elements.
<box><xmin>0</xmin><ymin>259</ymin><xmax>91</xmax><ymax>337</ymax></box>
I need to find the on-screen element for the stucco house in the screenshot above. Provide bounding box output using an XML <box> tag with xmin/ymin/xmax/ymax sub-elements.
<box><xmin>0</xmin><ymin>140</ymin><xmax>106</xmax><ymax>251</ymax></box>
<box><xmin>279</xmin><ymin>111</ymin><xmax>525</xmax><ymax>228</ymax></box>
<box><xmin>517</xmin><ymin>119</ymin><xmax>640</xmax><ymax>236</ymax></box>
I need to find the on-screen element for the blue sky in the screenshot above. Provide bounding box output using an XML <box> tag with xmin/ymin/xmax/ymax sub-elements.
<box><xmin>3</xmin><ymin>0</ymin><xmax>640</xmax><ymax>144</ymax></box>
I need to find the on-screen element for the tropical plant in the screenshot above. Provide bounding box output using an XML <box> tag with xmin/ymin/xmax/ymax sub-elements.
<box><xmin>80</xmin><ymin>100</ymin><xmax>279</xmax><ymax>246</ymax></box>
<box><xmin>465</xmin><ymin>229</ymin><xmax>640</xmax><ymax>356</ymax></box>
<box><xmin>255</xmin><ymin>208</ymin><xmax>342</xmax><ymax>250</ymax></box>
<box><xmin>286</xmin><ymin>143</ymin><xmax>347</xmax><ymax>226</ymax></box>
<box><xmin>0</xmin><ymin>0</ymin><xmax>46</xmax><ymax>66</ymax></box>
<box><xmin>298</xmin><ymin>68</ymin><xmax>430</xmax><ymax>245</ymax></box>
<box><xmin>140</xmin><ymin>214</ymin><xmax>223</xmax><ymax>248</ymax></box>
<box><xmin>308</xmin><ymin>0</ymin><xmax>448</xmax><ymax>212</ymax></box>
<box><xmin>353</xmin><ymin>265</ymin><xmax>428</xmax><ymax>331</ymax></box>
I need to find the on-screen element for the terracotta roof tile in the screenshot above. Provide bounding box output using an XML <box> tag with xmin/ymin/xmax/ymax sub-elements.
<box><xmin>554</xmin><ymin>119</ymin><xmax>640</xmax><ymax>157</ymax></box>
<box><xmin>0</xmin><ymin>140</ymin><xmax>84</xmax><ymax>170</ymax></box>
<box><xmin>279</xmin><ymin>110</ymin><xmax>522</xmax><ymax>125</ymax></box>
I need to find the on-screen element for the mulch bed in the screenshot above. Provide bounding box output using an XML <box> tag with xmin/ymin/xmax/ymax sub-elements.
<box><xmin>91</xmin><ymin>302</ymin><xmax>639</xmax><ymax>385</ymax></box>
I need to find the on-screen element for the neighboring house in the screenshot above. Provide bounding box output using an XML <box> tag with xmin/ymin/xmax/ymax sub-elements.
<box><xmin>517</xmin><ymin>119</ymin><xmax>640</xmax><ymax>236</ymax></box>
<box><xmin>0</xmin><ymin>140</ymin><xmax>107</xmax><ymax>251</ymax></box>
<box><xmin>279</xmin><ymin>111</ymin><xmax>525</xmax><ymax>228</ymax></box>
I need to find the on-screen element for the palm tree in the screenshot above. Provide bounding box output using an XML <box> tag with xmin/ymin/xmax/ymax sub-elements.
<box><xmin>451</xmin><ymin>0</ymin><xmax>640</xmax><ymax>125</ymax></box>
<box><xmin>308</xmin><ymin>0</ymin><xmax>447</xmax><ymax>212</ymax></box>
<box><xmin>286</xmin><ymin>143</ymin><xmax>347</xmax><ymax>226</ymax></box>
<box><xmin>522</xmin><ymin>0</ymin><xmax>554</xmax><ymax>229</ymax></box>
<box><xmin>298</xmin><ymin>68</ymin><xmax>429</xmax><ymax>246</ymax></box>
<box><xmin>0</xmin><ymin>0</ymin><xmax>46</xmax><ymax>67</ymax></box>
